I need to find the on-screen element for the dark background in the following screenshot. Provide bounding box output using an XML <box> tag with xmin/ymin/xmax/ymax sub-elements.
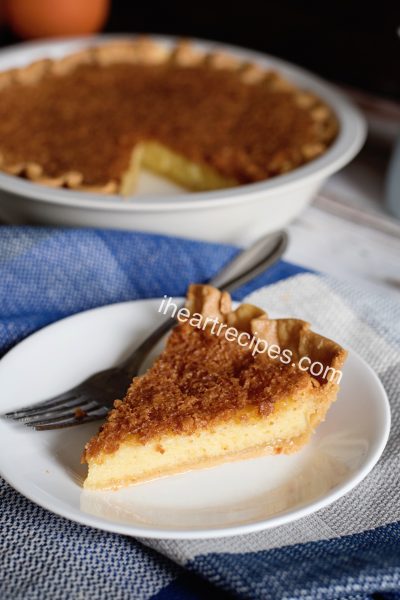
<box><xmin>0</xmin><ymin>0</ymin><xmax>399</xmax><ymax>101</ymax></box>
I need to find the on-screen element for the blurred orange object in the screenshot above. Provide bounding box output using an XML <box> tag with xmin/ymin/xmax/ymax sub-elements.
<box><xmin>6</xmin><ymin>0</ymin><xmax>110</xmax><ymax>39</ymax></box>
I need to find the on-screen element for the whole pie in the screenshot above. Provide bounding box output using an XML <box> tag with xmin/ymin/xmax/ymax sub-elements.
<box><xmin>0</xmin><ymin>38</ymin><xmax>338</xmax><ymax>195</ymax></box>
<box><xmin>82</xmin><ymin>284</ymin><xmax>347</xmax><ymax>490</ymax></box>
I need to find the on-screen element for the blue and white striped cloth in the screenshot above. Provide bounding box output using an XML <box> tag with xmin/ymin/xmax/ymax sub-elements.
<box><xmin>0</xmin><ymin>226</ymin><xmax>399</xmax><ymax>600</ymax></box>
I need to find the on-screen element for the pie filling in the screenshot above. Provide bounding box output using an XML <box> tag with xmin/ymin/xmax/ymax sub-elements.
<box><xmin>120</xmin><ymin>141</ymin><xmax>237</xmax><ymax>195</ymax></box>
<box><xmin>82</xmin><ymin>284</ymin><xmax>347</xmax><ymax>490</ymax></box>
<box><xmin>0</xmin><ymin>39</ymin><xmax>338</xmax><ymax>195</ymax></box>
<box><xmin>84</xmin><ymin>398</ymin><xmax>326</xmax><ymax>491</ymax></box>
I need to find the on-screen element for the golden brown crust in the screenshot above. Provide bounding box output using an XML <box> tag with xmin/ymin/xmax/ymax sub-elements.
<box><xmin>0</xmin><ymin>38</ymin><xmax>338</xmax><ymax>192</ymax></box>
<box><xmin>83</xmin><ymin>285</ymin><xmax>346</xmax><ymax>462</ymax></box>
<box><xmin>172</xmin><ymin>39</ymin><xmax>205</xmax><ymax>67</ymax></box>
<box><xmin>93</xmin><ymin>38</ymin><xmax>170</xmax><ymax>67</ymax></box>
<box><xmin>50</xmin><ymin>49</ymin><xmax>95</xmax><ymax>77</ymax></box>
<box><xmin>187</xmin><ymin>284</ymin><xmax>347</xmax><ymax>377</ymax></box>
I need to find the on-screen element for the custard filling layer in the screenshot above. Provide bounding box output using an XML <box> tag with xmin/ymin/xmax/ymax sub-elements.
<box><xmin>84</xmin><ymin>396</ymin><xmax>326</xmax><ymax>490</ymax></box>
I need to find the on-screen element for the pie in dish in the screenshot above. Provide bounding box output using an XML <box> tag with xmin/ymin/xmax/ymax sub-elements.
<box><xmin>0</xmin><ymin>38</ymin><xmax>338</xmax><ymax>195</ymax></box>
<box><xmin>82</xmin><ymin>284</ymin><xmax>347</xmax><ymax>490</ymax></box>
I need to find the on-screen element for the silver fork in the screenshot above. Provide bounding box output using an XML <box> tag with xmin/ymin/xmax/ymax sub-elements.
<box><xmin>3</xmin><ymin>230</ymin><xmax>288</xmax><ymax>430</ymax></box>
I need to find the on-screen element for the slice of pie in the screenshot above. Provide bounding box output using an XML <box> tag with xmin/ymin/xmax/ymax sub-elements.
<box><xmin>0</xmin><ymin>38</ymin><xmax>338</xmax><ymax>195</ymax></box>
<box><xmin>82</xmin><ymin>284</ymin><xmax>347</xmax><ymax>490</ymax></box>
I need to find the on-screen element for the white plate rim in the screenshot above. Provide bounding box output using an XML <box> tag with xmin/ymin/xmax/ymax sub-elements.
<box><xmin>0</xmin><ymin>299</ymin><xmax>391</xmax><ymax>539</ymax></box>
<box><xmin>0</xmin><ymin>34</ymin><xmax>366</xmax><ymax>212</ymax></box>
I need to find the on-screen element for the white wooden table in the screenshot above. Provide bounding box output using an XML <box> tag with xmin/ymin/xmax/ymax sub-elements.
<box><xmin>288</xmin><ymin>195</ymin><xmax>400</xmax><ymax>298</ymax></box>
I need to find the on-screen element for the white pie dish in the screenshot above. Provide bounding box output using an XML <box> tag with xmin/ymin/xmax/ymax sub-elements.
<box><xmin>0</xmin><ymin>35</ymin><xmax>366</xmax><ymax>243</ymax></box>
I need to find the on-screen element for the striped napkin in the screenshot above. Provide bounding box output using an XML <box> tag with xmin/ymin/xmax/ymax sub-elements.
<box><xmin>0</xmin><ymin>226</ymin><xmax>399</xmax><ymax>600</ymax></box>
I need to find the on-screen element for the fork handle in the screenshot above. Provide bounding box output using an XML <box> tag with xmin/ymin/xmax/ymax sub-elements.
<box><xmin>209</xmin><ymin>230</ymin><xmax>288</xmax><ymax>292</ymax></box>
<box><xmin>123</xmin><ymin>230</ymin><xmax>288</xmax><ymax>372</ymax></box>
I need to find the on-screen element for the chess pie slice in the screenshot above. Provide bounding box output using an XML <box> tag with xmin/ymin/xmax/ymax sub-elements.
<box><xmin>0</xmin><ymin>38</ymin><xmax>338</xmax><ymax>195</ymax></box>
<box><xmin>82</xmin><ymin>284</ymin><xmax>347</xmax><ymax>490</ymax></box>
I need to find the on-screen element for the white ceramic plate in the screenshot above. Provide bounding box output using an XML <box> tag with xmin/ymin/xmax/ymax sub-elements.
<box><xmin>0</xmin><ymin>36</ymin><xmax>366</xmax><ymax>243</ymax></box>
<box><xmin>0</xmin><ymin>299</ymin><xmax>390</xmax><ymax>539</ymax></box>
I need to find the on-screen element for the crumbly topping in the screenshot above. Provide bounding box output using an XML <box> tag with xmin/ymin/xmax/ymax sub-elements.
<box><xmin>0</xmin><ymin>54</ymin><xmax>337</xmax><ymax>187</ymax></box>
<box><xmin>83</xmin><ymin>323</ymin><xmax>311</xmax><ymax>459</ymax></box>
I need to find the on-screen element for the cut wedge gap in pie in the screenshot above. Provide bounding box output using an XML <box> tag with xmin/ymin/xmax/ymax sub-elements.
<box><xmin>82</xmin><ymin>284</ymin><xmax>347</xmax><ymax>490</ymax></box>
<box><xmin>120</xmin><ymin>141</ymin><xmax>238</xmax><ymax>196</ymax></box>
<box><xmin>0</xmin><ymin>38</ymin><xmax>338</xmax><ymax>196</ymax></box>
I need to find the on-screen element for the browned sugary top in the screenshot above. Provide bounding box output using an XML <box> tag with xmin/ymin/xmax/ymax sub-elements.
<box><xmin>0</xmin><ymin>59</ymin><xmax>337</xmax><ymax>186</ymax></box>
<box><xmin>84</xmin><ymin>323</ymin><xmax>314</xmax><ymax>460</ymax></box>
